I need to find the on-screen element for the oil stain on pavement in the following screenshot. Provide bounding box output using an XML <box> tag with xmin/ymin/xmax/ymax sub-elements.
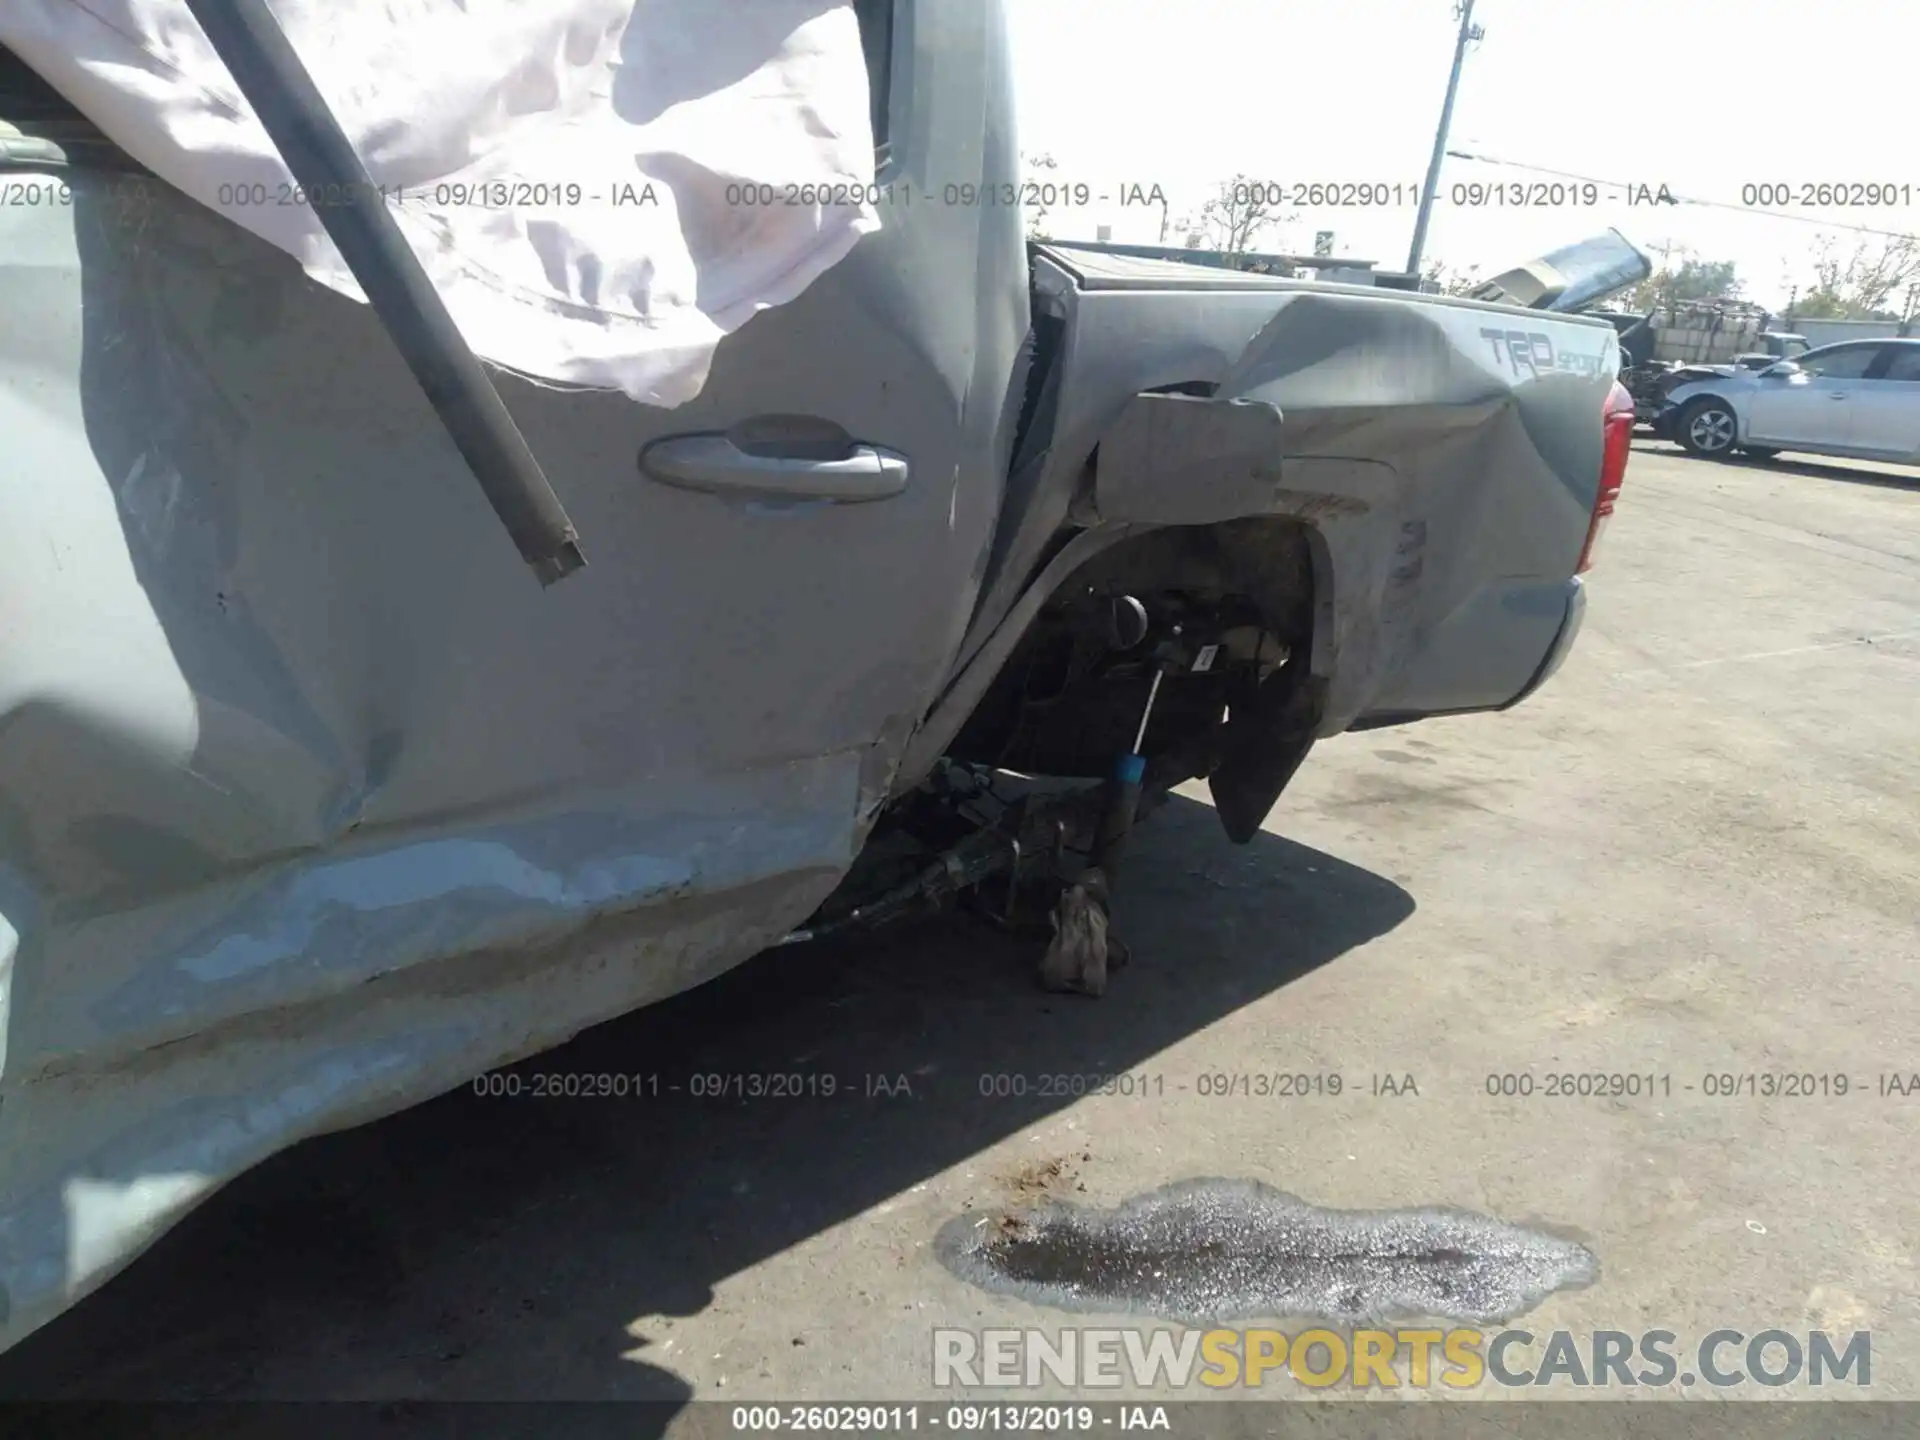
<box><xmin>936</xmin><ymin>1177</ymin><xmax>1596</xmax><ymax>1326</ymax></box>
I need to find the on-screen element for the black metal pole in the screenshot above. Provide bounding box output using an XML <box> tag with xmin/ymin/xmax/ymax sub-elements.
<box><xmin>1406</xmin><ymin>0</ymin><xmax>1479</xmax><ymax>278</ymax></box>
<box><xmin>180</xmin><ymin>0</ymin><xmax>586</xmax><ymax>585</ymax></box>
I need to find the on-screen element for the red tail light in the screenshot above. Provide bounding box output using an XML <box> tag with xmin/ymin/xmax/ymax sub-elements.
<box><xmin>1577</xmin><ymin>381</ymin><xmax>1634</xmax><ymax>574</ymax></box>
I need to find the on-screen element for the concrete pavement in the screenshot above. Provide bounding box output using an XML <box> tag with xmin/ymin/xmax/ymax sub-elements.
<box><xmin>2</xmin><ymin>441</ymin><xmax>1915</xmax><ymax>1415</ymax></box>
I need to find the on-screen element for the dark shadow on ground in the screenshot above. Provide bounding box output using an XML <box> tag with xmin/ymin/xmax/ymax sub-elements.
<box><xmin>1631</xmin><ymin>439</ymin><xmax>1920</xmax><ymax>493</ymax></box>
<box><xmin>0</xmin><ymin>793</ymin><xmax>1413</xmax><ymax>1429</ymax></box>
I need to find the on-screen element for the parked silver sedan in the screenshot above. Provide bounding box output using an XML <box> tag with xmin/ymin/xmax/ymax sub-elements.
<box><xmin>1656</xmin><ymin>337</ymin><xmax>1920</xmax><ymax>464</ymax></box>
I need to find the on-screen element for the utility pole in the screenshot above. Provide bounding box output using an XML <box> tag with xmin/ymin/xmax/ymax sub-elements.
<box><xmin>1405</xmin><ymin>0</ymin><xmax>1483</xmax><ymax>277</ymax></box>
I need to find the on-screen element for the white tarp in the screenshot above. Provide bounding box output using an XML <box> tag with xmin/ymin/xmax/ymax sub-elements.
<box><xmin>0</xmin><ymin>0</ymin><xmax>882</xmax><ymax>407</ymax></box>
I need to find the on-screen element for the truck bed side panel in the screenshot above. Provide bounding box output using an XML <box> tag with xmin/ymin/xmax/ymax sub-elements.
<box><xmin>964</xmin><ymin>248</ymin><xmax>1616</xmax><ymax>736</ymax></box>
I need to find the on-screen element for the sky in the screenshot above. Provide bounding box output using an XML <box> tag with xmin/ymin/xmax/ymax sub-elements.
<box><xmin>1003</xmin><ymin>0</ymin><xmax>1918</xmax><ymax>311</ymax></box>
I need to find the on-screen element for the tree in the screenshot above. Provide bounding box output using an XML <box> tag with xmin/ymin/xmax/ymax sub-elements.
<box><xmin>1021</xmin><ymin>151</ymin><xmax>1059</xmax><ymax>241</ymax></box>
<box><xmin>1792</xmin><ymin>234</ymin><xmax>1920</xmax><ymax>320</ymax></box>
<box><xmin>1421</xmin><ymin>259</ymin><xmax>1482</xmax><ymax>296</ymax></box>
<box><xmin>1669</xmin><ymin>258</ymin><xmax>1740</xmax><ymax>300</ymax></box>
<box><xmin>1621</xmin><ymin>242</ymin><xmax>1741</xmax><ymax>312</ymax></box>
<box><xmin>1619</xmin><ymin>237</ymin><xmax>1687</xmax><ymax>309</ymax></box>
<box><xmin>1178</xmin><ymin>174</ymin><xmax>1296</xmax><ymax>257</ymax></box>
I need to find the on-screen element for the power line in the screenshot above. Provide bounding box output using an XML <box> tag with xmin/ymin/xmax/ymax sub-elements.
<box><xmin>1445</xmin><ymin>150</ymin><xmax>1920</xmax><ymax>241</ymax></box>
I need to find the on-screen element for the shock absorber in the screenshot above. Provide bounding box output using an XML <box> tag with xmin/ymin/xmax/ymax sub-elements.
<box><xmin>1091</xmin><ymin>627</ymin><xmax>1186</xmax><ymax>877</ymax></box>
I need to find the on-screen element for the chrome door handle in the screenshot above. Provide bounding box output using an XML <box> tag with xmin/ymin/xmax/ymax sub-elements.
<box><xmin>640</xmin><ymin>433</ymin><xmax>908</xmax><ymax>502</ymax></box>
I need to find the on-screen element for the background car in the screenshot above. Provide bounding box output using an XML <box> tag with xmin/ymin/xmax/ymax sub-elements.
<box><xmin>1656</xmin><ymin>337</ymin><xmax>1920</xmax><ymax>464</ymax></box>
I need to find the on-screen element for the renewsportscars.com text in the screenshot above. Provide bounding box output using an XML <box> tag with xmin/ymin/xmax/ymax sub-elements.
<box><xmin>932</xmin><ymin>1326</ymin><xmax>1871</xmax><ymax>1390</ymax></box>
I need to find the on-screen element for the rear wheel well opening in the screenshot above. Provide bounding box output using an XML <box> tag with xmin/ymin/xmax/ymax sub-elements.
<box><xmin>945</xmin><ymin>517</ymin><xmax>1324</xmax><ymax>836</ymax></box>
<box><xmin>803</xmin><ymin>518</ymin><xmax>1325</xmax><ymax>939</ymax></box>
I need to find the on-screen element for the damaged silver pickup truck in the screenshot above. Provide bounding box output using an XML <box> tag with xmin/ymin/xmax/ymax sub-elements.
<box><xmin>0</xmin><ymin>0</ymin><xmax>1632</xmax><ymax>1353</ymax></box>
